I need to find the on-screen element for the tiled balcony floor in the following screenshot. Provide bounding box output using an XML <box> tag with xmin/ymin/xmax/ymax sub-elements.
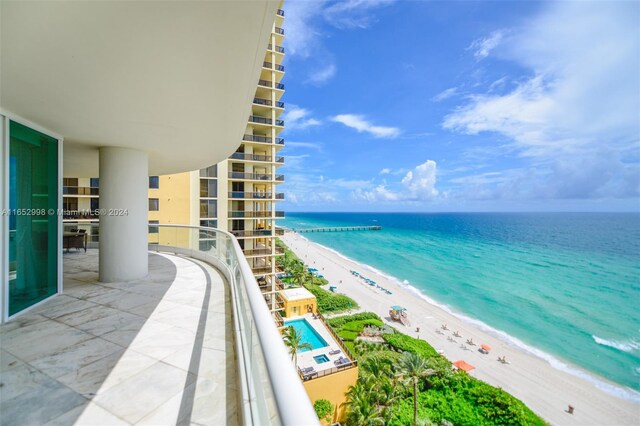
<box><xmin>0</xmin><ymin>250</ymin><xmax>237</xmax><ymax>425</ymax></box>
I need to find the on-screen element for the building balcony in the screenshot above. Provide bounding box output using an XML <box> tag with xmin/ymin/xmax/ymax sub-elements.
<box><xmin>227</xmin><ymin>171</ymin><xmax>273</xmax><ymax>181</ymax></box>
<box><xmin>275</xmin><ymin>211</ymin><xmax>285</xmax><ymax>218</ymax></box>
<box><xmin>277</xmin><ymin>8</ymin><xmax>285</xmax><ymax>17</ymax></box>
<box><xmin>63</xmin><ymin>210</ymin><xmax>101</xmax><ymax>220</ymax></box>
<box><xmin>229</xmin><ymin>152</ymin><xmax>272</xmax><ymax>162</ymax></box>
<box><xmin>63</xmin><ymin>186</ymin><xmax>99</xmax><ymax>196</ymax></box>
<box><xmin>251</xmin><ymin>265</ymin><xmax>273</xmax><ymax>275</ymax></box>
<box><xmin>230</xmin><ymin>211</ymin><xmax>277</xmax><ymax>218</ymax></box>
<box><xmin>1</xmin><ymin>225</ymin><xmax>317</xmax><ymax>425</ymax></box>
<box><xmin>253</xmin><ymin>97</ymin><xmax>284</xmax><ymax>109</ymax></box>
<box><xmin>274</xmin><ymin>27</ymin><xmax>285</xmax><ymax>35</ymax></box>
<box><xmin>275</xmin><ymin>119</ymin><xmax>284</xmax><ymax>127</ymax></box>
<box><xmin>275</xmin><ymin>175</ymin><xmax>285</xmax><ymax>182</ymax></box>
<box><xmin>274</xmin><ymin>311</ymin><xmax>284</xmax><ymax>329</ymax></box>
<box><xmin>267</xmin><ymin>44</ymin><xmax>285</xmax><ymax>54</ymax></box>
<box><xmin>243</xmin><ymin>248</ymin><xmax>274</xmax><ymax>257</ymax></box>
<box><xmin>242</xmin><ymin>134</ymin><xmax>285</xmax><ymax>145</ymax></box>
<box><xmin>248</xmin><ymin>115</ymin><xmax>272</xmax><ymax>125</ymax></box>
<box><xmin>275</xmin><ymin>228</ymin><xmax>285</xmax><ymax>236</ymax></box>
<box><xmin>263</xmin><ymin>61</ymin><xmax>285</xmax><ymax>72</ymax></box>
<box><xmin>231</xmin><ymin>229</ymin><xmax>275</xmax><ymax>238</ymax></box>
<box><xmin>229</xmin><ymin>191</ymin><xmax>277</xmax><ymax>199</ymax></box>
<box><xmin>275</xmin><ymin>192</ymin><xmax>285</xmax><ymax>199</ymax></box>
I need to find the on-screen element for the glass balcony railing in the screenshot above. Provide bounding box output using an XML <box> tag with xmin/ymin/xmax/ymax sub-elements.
<box><xmin>275</xmin><ymin>137</ymin><xmax>285</xmax><ymax>145</ymax></box>
<box><xmin>277</xmin><ymin>8</ymin><xmax>285</xmax><ymax>16</ymax></box>
<box><xmin>147</xmin><ymin>224</ymin><xmax>318</xmax><ymax>425</ymax></box>
<box><xmin>228</xmin><ymin>172</ymin><xmax>272</xmax><ymax>180</ymax></box>
<box><xmin>262</xmin><ymin>62</ymin><xmax>285</xmax><ymax>72</ymax></box>
<box><xmin>230</xmin><ymin>211</ymin><xmax>275</xmax><ymax>218</ymax></box>
<box><xmin>275</xmin><ymin>175</ymin><xmax>285</xmax><ymax>181</ymax></box>
<box><xmin>275</xmin><ymin>211</ymin><xmax>285</xmax><ymax>218</ymax></box>
<box><xmin>267</xmin><ymin>44</ymin><xmax>285</xmax><ymax>54</ymax></box>
<box><xmin>231</xmin><ymin>229</ymin><xmax>274</xmax><ymax>238</ymax></box>
<box><xmin>275</xmin><ymin>192</ymin><xmax>285</xmax><ymax>199</ymax></box>
<box><xmin>243</xmin><ymin>134</ymin><xmax>272</xmax><ymax>143</ymax></box>
<box><xmin>253</xmin><ymin>97</ymin><xmax>272</xmax><ymax>106</ymax></box>
<box><xmin>63</xmin><ymin>186</ymin><xmax>99</xmax><ymax>196</ymax></box>
<box><xmin>274</xmin><ymin>27</ymin><xmax>284</xmax><ymax>35</ymax></box>
<box><xmin>229</xmin><ymin>192</ymin><xmax>275</xmax><ymax>199</ymax></box>
<box><xmin>275</xmin><ymin>156</ymin><xmax>284</xmax><ymax>163</ymax></box>
<box><xmin>230</xmin><ymin>152</ymin><xmax>272</xmax><ymax>162</ymax></box>
<box><xmin>244</xmin><ymin>248</ymin><xmax>274</xmax><ymax>256</ymax></box>
<box><xmin>275</xmin><ymin>119</ymin><xmax>284</xmax><ymax>126</ymax></box>
<box><xmin>249</xmin><ymin>115</ymin><xmax>272</xmax><ymax>125</ymax></box>
<box><xmin>275</xmin><ymin>82</ymin><xmax>285</xmax><ymax>90</ymax></box>
<box><xmin>275</xmin><ymin>101</ymin><xmax>285</xmax><ymax>108</ymax></box>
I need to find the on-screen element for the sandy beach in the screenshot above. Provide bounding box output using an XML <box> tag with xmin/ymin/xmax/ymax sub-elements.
<box><xmin>281</xmin><ymin>232</ymin><xmax>640</xmax><ymax>426</ymax></box>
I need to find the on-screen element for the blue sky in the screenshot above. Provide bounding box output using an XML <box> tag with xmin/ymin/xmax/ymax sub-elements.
<box><xmin>278</xmin><ymin>0</ymin><xmax>640</xmax><ymax>212</ymax></box>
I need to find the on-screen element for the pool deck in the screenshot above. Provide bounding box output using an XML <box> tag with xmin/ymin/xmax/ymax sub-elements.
<box><xmin>285</xmin><ymin>314</ymin><xmax>353</xmax><ymax>377</ymax></box>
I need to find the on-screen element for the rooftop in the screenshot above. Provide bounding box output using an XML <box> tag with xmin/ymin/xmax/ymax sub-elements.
<box><xmin>1</xmin><ymin>250</ymin><xmax>237</xmax><ymax>425</ymax></box>
<box><xmin>279</xmin><ymin>287</ymin><xmax>315</xmax><ymax>302</ymax></box>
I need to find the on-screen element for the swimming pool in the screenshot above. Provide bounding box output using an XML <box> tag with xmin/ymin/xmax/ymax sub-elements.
<box><xmin>284</xmin><ymin>318</ymin><xmax>329</xmax><ymax>352</ymax></box>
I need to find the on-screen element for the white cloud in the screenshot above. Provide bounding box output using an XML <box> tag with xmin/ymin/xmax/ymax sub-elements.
<box><xmin>432</xmin><ymin>87</ymin><xmax>459</xmax><ymax>102</ymax></box>
<box><xmin>323</xmin><ymin>0</ymin><xmax>395</xmax><ymax>29</ymax></box>
<box><xmin>445</xmin><ymin>1</ymin><xmax>640</xmax><ymax>200</ymax></box>
<box><xmin>285</xmin><ymin>141</ymin><xmax>323</xmax><ymax>151</ymax></box>
<box><xmin>331</xmin><ymin>114</ymin><xmax>400</xmax><ymax>138</ymax></box>
<box><xmin>306</xmin><ymin>63</ymin><xmax>337</xmax><ymax>85</ymax></box>
<box><xmin>353</xmin><ymin>160</ymin><xmax>439</xmax><ymax>202</ymax></box>
<box><xmin>283</xmin><ymin>105</ymin><xmax>322</xmax><ymax>130</ymax></box>
<box><xmin>379</xmin><ymin>168</ymin><xmax>391</xmax><ymax>175</ymax></box>
<box><xmin>469</xmin><ymin>30</ymin><xmax>504</xmax><ymax>60</ymax></box>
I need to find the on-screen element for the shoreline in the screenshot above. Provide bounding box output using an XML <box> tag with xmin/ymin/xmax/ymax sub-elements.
<box><xmin>281</xmin><ymin>232</ymin><xmax>640</xmax><ymax>425</ymax></box>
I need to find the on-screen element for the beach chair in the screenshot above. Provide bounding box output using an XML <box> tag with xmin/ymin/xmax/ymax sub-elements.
<box><xmin>329</xmin><ymin>349</ymin><xmax>341</xmax><ymax>355</ymax></box>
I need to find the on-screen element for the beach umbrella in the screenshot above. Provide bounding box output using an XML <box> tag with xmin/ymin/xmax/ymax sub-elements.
<box><xmin>391</xmin><ymin>305</ymin><xmax>405</xmax><ymax>311</ymax></box>
<box><xmin>481</xmin><ymin>344</ymin><xmax>491</xmax><ymax>352</ymax></box>
<box><xmin>453</xmin><ymin>360</ymin><xmax>475</xmax><ymax>372</ymax></box>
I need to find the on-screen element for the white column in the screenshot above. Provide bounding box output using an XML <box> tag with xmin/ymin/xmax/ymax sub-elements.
<box><xmin>99</xmin><ymin>147</ymin><xmax>148</xmax><ymax>282</ymax></box>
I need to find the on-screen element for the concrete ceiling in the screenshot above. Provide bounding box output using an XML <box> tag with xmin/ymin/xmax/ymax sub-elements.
<box><xmin>1</xmin><ymin>1</ymin><xmax>278</xmax><ymax>176</ymax></box>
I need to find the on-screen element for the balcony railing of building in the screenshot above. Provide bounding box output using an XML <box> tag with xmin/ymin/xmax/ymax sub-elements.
<box><xmin>231</xmin><ymin>229</ymin><xmax>275</xmax><ymax>238</ymax></box>
<box><xmin>229</xmin><ymin>191</ymin><xmax>277</xmax><ymax>199</ymax></box>
<box><xmin>277</xmin><ymin>8</ymin><xmax>285</xmax><ymax>16</ymax></box>
<box><xmin>231</xmin><ymin>211</ymin><xmax>282</xmax><ymax>219</ymax></box>
<box><xmin>63</xmin><ymin>186</ymin><xmax>100</xmax><ymax>196</ymax></box>
<box><xmin>267</xmin><ymin>44</ymin><xmax>285</xmax><ymax>54</ymax></box>
<box><xmin>230</xmin><ymin>152</ymin><xmax>272</xmax><ymax>162</ymax></box>
<box><xmin>147</xmin><ymin>224</ymin><xmax>318</xmax><ymax>425</ymax></box>
<box><xmin>274</xmin><ymin>27</ymin><xmax>285</xmax><ymax>35</ymax></box>
<box><xmin>275</xmin><ymin>82</ymin><xmax>285</xmax><ymax>90</ymax></box>
<box><xmin>252</xmin><ymin>265</ymin><xmax>274</xmax><ymax>275</ymax></box>
<box><xmin>228</xmin><ymin>172</ymin><xmax>272</xmax><ymax>181</ymax></box>
<box><xmin>249</xmin><ymin>115</ymin><xmax>272</xmax><ymax>125</ymax></box>
<box><xmin>63</xmin><ymin>210</ymin><xmax>100</xmax><ymax>220</ymax></box>
<box><xmin>258</xmin><ymin>79</ymin><xmax>272</xmax><ymax>88</ymax></box>
<box><xmin>253</xmin><ymin>98</ymin><xmax>284</xmax><ymax>109</ymax></box>
<box><xmin>275</xmin><ymin>193</ymin><xmax>285</xmax><ymax>199</ymax></box>
<box><xmin>275</xmin><ymin>228</ymin><xmax>285</xmax><ymax>236</ymax></box>
<box><xmin>244</xmin><ymin>248</ymin><xmax>274</xmax><ymax>256</ymax></box>
<box><xmin>274</xmin><ymin>311</ymin><xmax>284</xmax><ymax>328</ymax></box>
<box><xmin>263</xmin><ymin>61</ymin><xmax>285</xmax><ymax>72</ymax></box>
<box><xmin>275</xmin><ymin>175</ymin><xmax>285</xmax><ymax>181</ymax></box>
<box><xmin>275</xmin><ymin>119</ymin><xmax>284</xmax><ymax>126</ymax></box>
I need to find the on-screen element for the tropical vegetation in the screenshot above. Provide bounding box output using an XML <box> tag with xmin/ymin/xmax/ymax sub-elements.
<box><xmin>330</xmin><ymin>312</ymin><xmax>545</xmax><ymax>426</ymax></box>
<box><xmin>282</xmin><ymin>325</ymin><xmax>311</xmax><ymax>365</ymax></box>
<box><xmin>276</xmin><ymin>239</ymin><xmax>358</xmax><ymax>314</ymax></box>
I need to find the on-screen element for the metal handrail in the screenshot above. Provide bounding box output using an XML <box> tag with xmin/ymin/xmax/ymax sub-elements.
<box><xmin>148</xmin><ymin>224</ymin><xmax>318</xmax><ymax>426</ymax></box>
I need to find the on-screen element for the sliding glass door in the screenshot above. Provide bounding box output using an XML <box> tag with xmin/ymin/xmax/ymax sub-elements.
<box><xmin>8</xmin><ymin>120</ymin><xmax>59</xmax><ymax>316</ymax></box>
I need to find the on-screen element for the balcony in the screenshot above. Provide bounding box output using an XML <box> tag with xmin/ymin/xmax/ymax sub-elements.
<box><xmin>275</xmin><ymin>175</ymin><xmax>285</xmax><ymax>181</ymax></box>
<box><xmin>274</xmin><ymin>311</ymin><xmax>284</xmax><ymax>329</ymax></box>
<box><xmin>275</xmin><ymin>211</ymin><xmax>285</xmax><ymax>218</ymax></box>
<box><xmin>267</xmin><ymin>44</ymin><xmax>285</xmax><ymax>54</ymax></box>
<box><xmin>275</xmin><ymin>82</ymin><xmax>285</xmax><ymax>90</ymax></box>
<box><xmin>243</xmin><ymin>134</ymin><xmax>271</xmax><ymax>144</ymax></box>
<box><xmin>228</xmin><ymin>172</ymin><xmax>272</xmax><ymax>181</ymax></box>
<box><xmin>275</xmin><ymin>228</ymin><xmax>285</xmax><ymax>236</ymax></box>
<box><xmin>229</xmin><ymin>191</ymin><xmax>275</xmax><ymax>199</ymax></box>
<box><xmin>275</xmin><ymin>119</ymin><xmax>284</xmax><ymax>126</ymax></box>
<box><xmin>257</xmin><ymin>79</ymin><xmax>272</xmax><ymax>88</ymax></box>
<box><xmin>275</xmin><ymin>137</ymin><xmax>285</xmax><ymax>145</ymax></box>
<box><xmin>248</xmin><ymin>115</ymin><xmax>272</xmax><ymax>125</ymax></box>
<box><xmin>263</xmin><ymin>61</ymin><xmax>285</xmax><ymax>72</ymax></box>
<box><xmin>274</xmin><ymin>27</ymin><xmax>285</xmax><ymax>35</ymax></box>
<box><xmin>229</xmin><ymin>152</ymin><xmax>272</xmax><ymax>162</ymax></box>
<box><xmin>251</xmin><ymin>265</ymin><xmax>273</xmax><ymax>275</ymax></box>
<box><xmin>230</xmin><ymin>211</ymin><xmax>275</xmax><ymax>218</ymax></box>
<box><xmin>1</xmin><ymin>225</ymin><xmax>318</xmax><ymax>425</ymax></box>
<box><xmin>277</xmin><ymin>8</ymin><xmax>285</xmax><ymax>17</ymax></box>
<box><xmin>275</xmin><ymin>156</ymin><xmax>284</xmax><ymax>163</ymax></box>
<box><xmin>231</xmin><ymin>229</ymin><xmax>275</xmax><ymax>238</ymax></box>
<box><xmin>243</xmin><ymin>248</ymin><xmax>274</xmax><ymax>256</ymax></box>
<box><xmin>275</xmin><ymin>192</ymin><xmax>285</xmax><ymax>199</ymax></box>
<box><xmin>63</xmin><ymin>186</ymin><xmax>99</xmax><ymax>196</ymax></box>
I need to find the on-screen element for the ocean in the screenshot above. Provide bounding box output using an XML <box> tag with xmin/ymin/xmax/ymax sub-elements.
<box><xmin>281</xmin><ymin>213</ymin><xmax>640</xmax><ymax>401</ymax></box>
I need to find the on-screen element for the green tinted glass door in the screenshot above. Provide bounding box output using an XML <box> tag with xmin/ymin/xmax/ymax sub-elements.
<box><xmin>8</xmin><ymin>121</ymin><xmax>59</xmax><ymax>316</ymax></box>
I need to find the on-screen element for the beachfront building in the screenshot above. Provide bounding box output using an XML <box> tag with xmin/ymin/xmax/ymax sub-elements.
<box><xmin>281</xmin><ymin>292</ymin><xmax>358</xmax><ymax>424</ymax></box>
<box><xmin>0</xmin><ymin>1</ymin><xmax>317</xmax><ymax>424</ymax></box>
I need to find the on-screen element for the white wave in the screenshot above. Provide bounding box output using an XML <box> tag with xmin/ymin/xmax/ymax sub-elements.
<box><xmin>295</xmin><ymin>237</ymin><xmax>640</xmax><ymax>404</ymax></box>
<box><xmin>593</xmin><ymin>335</ymin><xmax>640</xmax><ymax>353</ymax></box>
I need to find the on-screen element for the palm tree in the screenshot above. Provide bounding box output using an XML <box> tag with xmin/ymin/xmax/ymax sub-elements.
<box><xmin>291</xmin><ymin>262</ymin><xmax>307</xmax><ymax>287</ymax></box>
<box><xmin>396</xmin><ymin>352</ymin><xmax>436</xmax><ymax>426</ymax></box>
<box><xmin>282</xmin><ymin>326</ymin><xmax>311</xmax><ymax>364</ymax></box>
<box><xmin>343</xmin><ymin>384</ymin><xmax>383</xmax><ymax>426</ymax></box>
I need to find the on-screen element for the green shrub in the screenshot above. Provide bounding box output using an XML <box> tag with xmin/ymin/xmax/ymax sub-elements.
<box><xmin>383</xmin><ymin>332</ymin><xmax>443</xmax><ymax>361</ymax></box>
<box><xmin>304</xmin><ymin>284</ymin><xmax>358</xmax><ymax>313</ymax></box>
<box><xmin>338</xmin><ymin>330</ymin><xmax>359</xmax><ymax>341</ymax></box>
<box><xmin>313</xmin><ymin>399</ymin><xmax>333</xmax><ymax>423</ymax></box>
<box><xmin>327</xmin><ymin>312</ymin><xmax>381</xmax><ymax>328</ymax></box>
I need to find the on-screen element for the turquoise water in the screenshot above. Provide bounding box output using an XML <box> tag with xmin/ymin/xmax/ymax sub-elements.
<box><xmin>283</xmin><ymin>213</ymin><xmax>640</xmax><ymax>400</ymax></box>
<box><xmin>284</xmin><ymin>318</ymin><xmax>329</xmax><ymax>352</ymax></box>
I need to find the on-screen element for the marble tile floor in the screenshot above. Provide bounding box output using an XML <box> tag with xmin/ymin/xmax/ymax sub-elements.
<box><xmin>0</xmin><ymin>250</ymin><xmax>238</xmax><ymax>425</ymax></box>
